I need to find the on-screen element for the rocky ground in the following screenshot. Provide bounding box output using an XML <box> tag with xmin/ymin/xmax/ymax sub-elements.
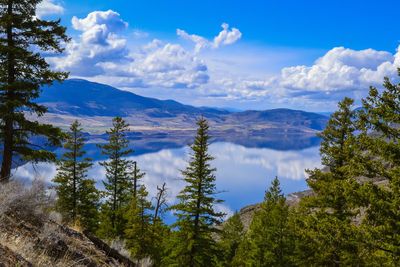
<box><xmin>0</xmin><ymin>213</ymin><xmax>135</xmax><ymax>267</ymax></box>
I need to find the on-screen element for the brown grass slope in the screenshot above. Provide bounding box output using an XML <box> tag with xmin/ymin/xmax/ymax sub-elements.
<box><xmin>0</xmin><ymin>179</ymin><xmax>136</xmax><ymax>267</ymax></box>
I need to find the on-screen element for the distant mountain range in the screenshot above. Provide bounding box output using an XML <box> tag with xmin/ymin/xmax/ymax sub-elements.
<box><xmin>38</xmin><ymin>79</ymin><xmax>328</xmax><ymax>130</ymax></box>
<box><xmin>38</xmin><ymin>79</ymin><xmax>228</xmax><ymax>118</ymax></box>
<box><xmin>33</xmin><ymin>79</ymin><xmax>328</xmax><ymax>151</ymax></box>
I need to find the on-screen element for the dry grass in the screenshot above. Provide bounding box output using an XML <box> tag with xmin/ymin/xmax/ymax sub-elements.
<box><xmin>0</xmin><ymin>178</ymin><xmax>135</xmax><ymax>266</ymax></box>
<box><xmin>0</xmin><ymin>178</ymin><xmax>54</xmax><ymax>226</ymax></box>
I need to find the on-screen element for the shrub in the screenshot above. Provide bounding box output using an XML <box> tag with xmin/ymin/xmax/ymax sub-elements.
<box><xmin>0</xmin><ymin>178</ymin><xmax>55</xmax><ymax>225</ymax></box>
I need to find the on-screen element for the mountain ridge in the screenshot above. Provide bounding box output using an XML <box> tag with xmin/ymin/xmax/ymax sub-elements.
<box><xmin>37</xmin><ymin>79</ymin><xmax>328</xmax><ymax>132</ymax></box>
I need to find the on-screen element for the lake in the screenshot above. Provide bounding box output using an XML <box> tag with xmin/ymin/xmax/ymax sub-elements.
<box><xmin>12</xmin><ymin>134</ymin><xmax>322</xmax><ymax>221</ymax></box>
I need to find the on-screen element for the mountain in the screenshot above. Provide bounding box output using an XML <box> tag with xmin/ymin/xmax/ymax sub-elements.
<box><xmin>33</xmin><ymin>79</ymin><xmax>329</xmax><ymax>151</ymax></box>
<box><xmin>38</xmin><ymin>79</ymin><xmax>228</xmax><ymax>117</ymax></box>
<box><xmin>231</xmin><ymin>109</ymin><xmax>327</xmax><ymax>131</ymax></box>
<box><xmin>38</xmin><ymin>79</ymin><xmax>327</xmax><ymax>129</ymax></box>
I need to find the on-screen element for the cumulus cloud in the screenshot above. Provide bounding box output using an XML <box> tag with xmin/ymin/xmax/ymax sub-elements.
<box><xmin>49</xmin><ymin>10</ymin><xmax>130</xmax><ymax>76</ymax></box>
<box><xmin>96</xmin><ymin>40</ymin><xmax>209</xmax><ymax>89</ymax></box>
<box><xmin>280</xmin><ymin>46</ymin><xmax>399</xmax><ymax>95</ymax></box>
<box><xmin>214</xmin><ymin>23</ymin><xmax>242</xmax><ymax>47</ymax></box>
<box><xmin>202</xmin><ymin>45</ymin><xmax>400</xmax><ymax>109</ymax></box>
<box><xmin>36</xmin><ymin>0</ymin><xmax>64</xmax><ymax>18</ymax></box>
<box><xmin>177</xmin><ymin>23</ymin><xmax>242</xmax><ymax>53</ymax></box>
<box><xmin>49</xmin><ymin>10</ymin><xmax>210</xmax><ymax>89</ymax></box>
<box><xmin>47</xmin><ymin>9</ymin><xmax>400</xmax><ymax>108</ymax></box>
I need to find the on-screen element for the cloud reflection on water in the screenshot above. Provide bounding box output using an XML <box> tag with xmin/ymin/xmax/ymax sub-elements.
<box><xmin>13</xmin><ymin>142</ymin><xmax>321</xmax><ymax>219</ymax></box>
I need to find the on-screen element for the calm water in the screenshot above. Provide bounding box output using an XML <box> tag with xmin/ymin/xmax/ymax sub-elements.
<box><xmin>12</xmin><ymin>139</ymin><xmax>321</xmax><ymax>220</ymax></box>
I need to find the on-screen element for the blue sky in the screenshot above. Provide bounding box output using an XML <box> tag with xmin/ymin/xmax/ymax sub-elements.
<box><xmin>38</xmin><ymin>0</ymin><xmax>400</xmax><ymax>111</ymax></box>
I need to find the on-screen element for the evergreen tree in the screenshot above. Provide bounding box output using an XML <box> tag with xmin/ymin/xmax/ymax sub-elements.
<box><xmin>232</xmin><ymin>236</ymin><xmax>252</xmax><ymax>267</ymax></box>
<box><xmin>0</xmin><ymin>0</ymin><xmax>69</xmax><ymax>182</ymax></box>
<box><xmin>132</xmin><ymin>161</ymin><xmax>145</xmax><ymax>199</ymax></box>
<box><xmin>217</xmin><ymin>211</ymin><xmax>246</xmax><ymax>267</ymax></box>
<box><xmin>167</xmin><ymin>118</ymin><xmax>225</xmax><ymax>267</ymax></box>
<box><xmin>357</xmin><ymin>69</ymin><xmax>400</xmax><ymax>261</ymax></box>
<box><xmin>296</xmin><ymin>97</ymin><xmax>365</xmax><ymax>265</ymax></box>
<box><xmin>52</xmin><ymin>120</ymin><xmax>99</xmax><ymax>232</ymax></box>
<box><xmin>97</xmin><ymin>117</ymin><xmax>134</xmax><ymax>238</ymax></box>
<box><xmin>125</xmin><ymin>185</ymin><xmax>154</xmax><ymax>263</ymax></box>
<box><xmin>247</xmin><ymin>177</ymin><xmax>295</xmax><ymax>266</ymax></box>
<box><xmin>306</xmin><ymin>97</ymin><xmax>360</xmax><ymax>218</ymax></box>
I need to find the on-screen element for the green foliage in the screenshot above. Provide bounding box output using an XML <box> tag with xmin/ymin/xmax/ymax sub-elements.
<box><xmin>356</xmin><ymin>69</ymin><xmax>400</xmax><ymax>261</ymax></box>
<box><xmin>217</xmin><ymin>211</ymin><xmax>246</xmax><ymax>267</ymax></box>
<box><xmin>247</xmin><ymin>177</ymin><xmax>295</xmax><ymax>266</ymax></box>
<box><xmin>97</xmin><ymin>117</ymin><xmax>135</xmax><ymax>239</ymax></box>
<box><xmin>296</xmin><ymin>97</ymin><xmax>365</xmax><ymax>265</ymax></box>
<box><xmin>52</xmin><ymin>120</ymin><xmax>99</xmax><ymax>232</ymax></box>
<box><xmin>0</xmin><ymin>0</ymin><xmax>69</xmax><ymax>181</ymax></box>
<box><xmin>125</xmin><ymin>185</ymin><xmax>154</xmax><ymax>261</ymax></box>
<box><xmin>131</xmin><ymin>161</ymin><xmax>145</xmax><ymax>199</ymax></box>
<box><xmin>167</xmin><ymin>118</ymin><xmax>224</xmax><ymax>267</ymax></box>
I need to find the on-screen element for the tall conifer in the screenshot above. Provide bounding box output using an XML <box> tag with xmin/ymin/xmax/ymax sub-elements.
<box><xmin>167</xmin><ymin>118</ymin><xmax>224</xmax><ymax>267</ymax></box>
<box><xmin>248</xmin><ymin>177</ymin><xmax>295</xmax><ymax>266</ymax></box>
<box><xmin>297</xmin><ymin>97</ymin><xmax>365</xmax><ymax>265</ymax></box>
<box><xmin>218</xmin><ymin>211</ymin><xmax>246</xmax><ymax>267</ymax></box>
<box><xmin>0</xmin><ymin>0</ymin><xmax>69</xmax><ymax>181</ymax></box>
<box><xmin>125</xmin><ymin>185</ymin><xmax>154</xmax><ymax>263</ymax></box>
<box><xmin>52</xmin><ymin>120</ymin><xmax>99</xmax><ymax>232</ymax></box>
<box><xmin>357</xmin><ymin>70</ymin><xmax>400</xmax><ymax>261</ymax></box>
<box><xmin>97</xmin><ymin>116</ymin><xmax>134</xmax><ymax>238</ymax></box>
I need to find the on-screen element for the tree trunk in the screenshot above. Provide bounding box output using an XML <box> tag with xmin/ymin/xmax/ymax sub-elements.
<box><xmin>1</xmin><ymin>0</ymin><xmax>15</xmax><ymax>182</ymax></box>
<box><xmin>72</xmin><ymin>131</ymin><xmax>77</xmax><ymax>222</ymax></box>
<box><xmin>0</xmin><ymin>119</ymin><xmax>13</xmax><ymax>182</ymax></box>
<box><xmin>133</xmin><ymin>161</ymin><xmax>137</xmax><ymax>198</ymax></box>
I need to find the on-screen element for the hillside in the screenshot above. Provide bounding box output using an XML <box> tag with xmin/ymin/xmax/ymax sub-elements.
<box><xmin>34</xmin><ymin>80</ymin><xmax>328</xmax><ymax>147</ymax></box>
<box><xmin>0</xmin><ymin>180</ymin><xmax>136</xmax><ymax>266</ymax></box>
<box><xmin>0</xmin><ymin>214</ymin><xmax>135</xmax><ymax>266</ymax></box>
<box><xmin>38</xmin><ymin>79</ymin><xmax>228</xmax><ymax>118</ymax></box>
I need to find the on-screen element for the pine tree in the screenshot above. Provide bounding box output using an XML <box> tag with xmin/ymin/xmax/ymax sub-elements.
<box><xmin>247</xmin><ymin>177</ymin><xmax>295</xmax><ymax>266</ymax></box>
<box><xmin>0</xmin><ymin>0</ymin><xmax>69</xmax><ymax>182</ymax></box>
<box><xmin>356</xmin><ymin>69</ymin><xmax>400</xmax><ymax>261</ymax></box>
<box><xmin>125</xmin><ymin>185</ymin><xmax>154</xmax><ymax>263</ymax></box>
<box><xmin>217</xmin><ymin>211</ymin><xmax>246</xmax><ymax>267</ymax></box>
<box><xmin>132</xmin><ymin>161</ymin><xmax>145</xmax><ymax>199</ymax></box>
<box><xmin>296</xmin><ymin>97</ymin><xmax>365</xmax><ymax>265</ymax></box>
<box><xmin>97</xmin><ymin>117</ymin><xmax>134</xmax><ymax>238</ymax></box>
<box><xmin>306</xmin><ymin>97</ymin><xmax>360</xmax><ymax>219</ymax></box>
<box><xmin>167</xmin><ymin>118</ymin><xmax>225</xmax><ymax>267</ymax></box>
<box><xmin>52</xmin><ymin>120</ymin><xmax>99</xmax><ymax>232</ymax></box>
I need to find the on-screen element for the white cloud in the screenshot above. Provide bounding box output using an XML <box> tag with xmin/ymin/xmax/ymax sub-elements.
<box><xmin>46</xmin><ymin>9</ymin><xmax>400</xmax><ymax>110</ymax></box>
<box><xmin>132</xmin><ymin>42</ymin><xmax>209</xmax><ymax>88</ymax></box>
<box><xmin>49</xmin><ymin>10</ymin><xmax>210</xmax><ymax>89</ymax></box>
<box><xmin>97</xmin><ymin>40</ymin><xmax>209</xmax><ymax>89</ymax></box>
<box><xmin>177</xmin><ymin>29</ymin><xmax>209</xmax><ymax>53</ymax></box>
<box><xmin>206</xmin><ymin>77</ymin><xmax>277</xmax><ymax>101</ymax></box>
<box><xmin>71</xmin><ymin>10</ymin><xmax>128</xmax><ymax>33</ymax></box>
<box><xmin>280</xmin><ymin>46</ymin><xmax>398</xmax><ymax>94</ymax></box>
<box><xmin>213</xmin><ymin>23</ymin><xmax>242</xmax><ymax>48</ymax></box>
<box><xmin>198</xmin><ymin>45</ymin><xmax>400</xmax><ymax>109</ymax></box>
<box><xmin>49</xmin><ymin>10</ymin><xmax>131</xmax><ymax>77</ymax></box>
<box><xmin>36</xmin><ymin>0</ymin><xmax>64</xmax><ymax>18</ymax></box>
<box><xmin>177</xmin><ymin>23</ymin><xmax>242</xmax><ymax>53</ymax></box>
